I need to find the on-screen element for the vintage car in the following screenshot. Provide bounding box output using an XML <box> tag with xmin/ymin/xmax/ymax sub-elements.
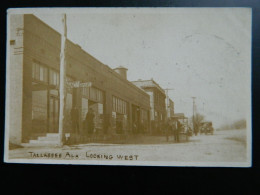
<box><xmin>200</xmin><ymin>122</ymin><xmax>214</xmax><ymax>135</ymax></box>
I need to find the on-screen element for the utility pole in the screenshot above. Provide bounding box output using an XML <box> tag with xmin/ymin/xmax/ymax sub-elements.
<box><xmin>58</xmin><ymin>14</ymin><xmax>67</xmax><ymax>146</ymax></box>
<box><xmin>192</xmin><ymin>97</ymin><xmax>196</xmax><ymax>135</ymax></box>
<box><xmin>164</xmin><ymin>88</ymin><xmax>174</xmax><ymax>118</ymax></box>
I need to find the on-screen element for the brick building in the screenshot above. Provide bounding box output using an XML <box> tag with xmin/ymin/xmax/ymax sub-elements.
<box><xmin>132</xmin><ymin>79</ymin><xmax>166</xmax><ymax>134</ymax></box>
<box><xmin>8</xmin><ymin>14</ymin><xmax>151</xmax><ymax>145</ymax></box>
<box><xmin>167</xmin><ymin>98</ymin><xmax>175</xmax><ymax>118</ymax></box>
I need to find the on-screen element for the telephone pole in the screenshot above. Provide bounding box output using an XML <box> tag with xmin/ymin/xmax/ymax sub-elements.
<box><xmin>192</xmin><ymin>97</ymin><xmax>196</xmax><ymax>135</ymax></box>
<box><xmin>58</xmin><ymin>14</ymin><xmax>67</xmax><ymax>145</ymax></box>
<box><xmin>164</xmin><ymin>88</ymin><xmax>174</xmax><ymax>118</ymax></box>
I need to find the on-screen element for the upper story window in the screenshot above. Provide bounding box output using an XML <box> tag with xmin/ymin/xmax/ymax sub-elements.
<box><xmin>32</xmin><ymin>62</ymin><xmax>48</xmax><ymax>83</ymax></box>
<box><xmin>82</xmin><ymin>86</ymin><xmax>103</xmax><ymax>103</ymax></box>
<box><xmin>49</xmin><ymin>69</ymin><xmax>59</xmax><ymax>87</ymax></box>
<box><xmin>112</xmin><ymin>96</ymin><xmax>127</xmax><ymax>115</ymax></box>
<box><xmin>90</xmin><ymin>87</ymin><xmax>103</xmax><ymax>102</ymax></box>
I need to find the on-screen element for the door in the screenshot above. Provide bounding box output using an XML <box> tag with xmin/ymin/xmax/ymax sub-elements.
<box><xmin>49</xmin><ymin>96</ymin><xmax>59</xmax><ymax>133</ymax></box>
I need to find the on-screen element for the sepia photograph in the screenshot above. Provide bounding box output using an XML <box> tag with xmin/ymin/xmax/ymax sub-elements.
<box><xmin>4</xmin><ymin>8</ymin><xmax>252</xmax><ymax>166</ymax></box>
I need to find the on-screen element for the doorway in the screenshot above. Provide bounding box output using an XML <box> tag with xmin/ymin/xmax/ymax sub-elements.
<box><xmin>49</xmin><ymin>96</ymin><xmax>59</xmax><ymax>133</ymax></box>
<box><xmin>132</xmin><ymin>105</ymin><xmax>140</xmax><ymax>134</ymax></box>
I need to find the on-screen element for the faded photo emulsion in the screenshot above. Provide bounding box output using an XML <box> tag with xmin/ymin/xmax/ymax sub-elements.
<box><xmin>4</xmin><ymin>8</ymin><xmax>252</xmax><ymax>167</ymax></box>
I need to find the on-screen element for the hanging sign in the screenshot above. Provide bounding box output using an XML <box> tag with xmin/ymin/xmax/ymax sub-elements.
<box><xmin>66</xmin><ymin>81</ymin><xmax>92</xmax><ymax>88</ymax></box>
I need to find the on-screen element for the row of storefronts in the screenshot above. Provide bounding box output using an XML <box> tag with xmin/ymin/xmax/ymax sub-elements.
<box><xmin>9</xmin><ymin>14</ymin><xmax>156</xmax><ymax>144</ymax></box>
<box><xmin>8</xmin><ymin>14</ymin><xmax>181</xmax><ymax>147</ymax></box>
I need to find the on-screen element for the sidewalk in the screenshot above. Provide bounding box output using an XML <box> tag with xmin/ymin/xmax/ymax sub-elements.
<box><xmin>9</xmin><ymin>133</ymin><xmax>190</xmax><ymax>150</ymax></box>
<box><xmin>66</xmin><ymin>133</ymin><xmax>189</xmax><ymax>145</ymax></box>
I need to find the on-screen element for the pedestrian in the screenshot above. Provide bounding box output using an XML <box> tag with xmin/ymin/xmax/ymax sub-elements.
<box><xmin>133</xmin><ymin>121</ymin><xmax>137</xmax><ymax>134</ymax></box>
<box><xmin>173</xmin><ymin>120</ymin><xmax>177</xmax><ymax>142</ymax></box>
<box><xmin>140</xmin><ymin>120</ymin><xmax>144</xmax><ymax>134</ymax></box>
<box><xmin>103</xmin><ymin>115</ymin><xmax>110</xmax><ymax>135</ymax></box>
<box><xmin>165</xmin><ymin>120</ymin><xmax>171</xmax><ymax>142</ymax></box>
<box><xmin>71</xmin><ymin>106</ymin><xmax>80</xmax><ymax>134</ymax></box>
<box><xmin>173</xmin><ymin>119</ymin><xmax>180</xmax><ymax>142</ymax></box>
<box><xmin>116</xmin><ymin>117</ymin><xmax>123</xmax><ymax>134</ymax></box>
<box><xmin>176</xmin><ymin>120</ymin><xmax>182</xmax><ymax>142</ymax></box>
<box><xmin>188</xmin><ymin>126</ymin><xmax>192</xmax><ymax>136</ymax></box>
<box><xmin>85</xmin><ymin>108</ymin><xmax>95</xmax><ymax>135</ymax></box>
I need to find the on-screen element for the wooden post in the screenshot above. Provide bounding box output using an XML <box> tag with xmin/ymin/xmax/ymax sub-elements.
<box><xmin>58</xmin><ymin>14</ymin><xmax>67</xmax><ymax>145</ymax></box>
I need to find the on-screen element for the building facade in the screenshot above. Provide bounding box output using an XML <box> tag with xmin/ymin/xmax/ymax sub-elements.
<box><xmin>8</xmin><ymin>14</ymin><xmax>151</xmax><ymax>145</ymax></box>
<box><xmin>167</xmin><ymin>98</ymin><xmax>175</xmax><ymax>118</ymax></box>
<box><xmin>132</xmin><ymin>79</ymin><xmax>166</xmax><ymax>134</ymax></box>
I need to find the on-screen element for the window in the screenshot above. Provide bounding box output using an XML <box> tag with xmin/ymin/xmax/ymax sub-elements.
<box><xmin>32</xmin><ymin>62</ymin><xmax>48</xmax><ymax>83</ymax></box>
<box><xmin>112</xmin><ymin>96</ymin><xmax>127</xmax><ymax>115</ymax></box>
<box><xmin>86</xmin><ymin>87</ymin><xmax>103</xmax><ymax>103</ymax></box>
<box><xmin>49</xmin><ymin>69</ymin><xmax>59</xmax><ymax>86</ymax></box>
<box><xmin>113</xmin><ymin>96</ymin><xmax>116</xmax><ymax>111</ymax></box>
<box><xmin>82</xmin><ymin>87</ymin><xmax>90</xmax><ymax>98</ymax></box>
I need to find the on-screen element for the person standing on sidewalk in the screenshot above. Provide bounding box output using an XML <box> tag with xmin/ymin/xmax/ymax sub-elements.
<box><xmin>85</xmin><ymin>108</ymin><xmax>95</xmax><ymax>135</ymax></box>
<box><xmin>176</xmin><ymin>120</ymin><xmax>182</xmax><ymax>142</ymax></box>
<box><xmin>71</xmin><ymin>106</ymin><xmax>80</xmax><ymax>134</ymax></box>
<box><xmin>165</xmin><ymin>120</ymin><xmax>172</xmax><ymax>142</ymax></box>
<box><xmin>173</xmin><ymin>119</ymin><xmax>177</xmax><ymax>142</ymax></box>
<box><xmin>173</xmin><ymin>119</ymin><xmax>180</xmax><ymax>143</ymax></box>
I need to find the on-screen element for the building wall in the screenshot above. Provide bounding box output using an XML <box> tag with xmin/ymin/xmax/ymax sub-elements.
<box><xmin>169</xmin><ymin>99</ymin><xmax>174</xmax><ymax>117</ymax></box>
<box><xmin>132</xmin><ymin>80</ymin><xmax>167</xmax><ymax>134</ymax></box>
<box><xmin>136</xmin><ymin>86</ymin><xmax>166</xmax><ymax>121</ymax></box>
<box><xmin>146</xmin><ymin>91</ymin><xmax>154</xmax><ymax>120</ymax></box>
<box><xmin>23</xmin><ymin>14</ymin><xmax>150</xmax><ymax>107</ymax></box>
<box><xmin>153</xmin><ymin>88</ymin><xmax>166</xmax><ymax>120</ymax></box>
<box><xmin>7</xmin><ymin>14</ymin><xmax>24</xmax><ymax>144</ymax></box>
<box><xmin>19</xmin><ymin>14</ymin><xmax>150</xmax><ymax>140</ymax></box>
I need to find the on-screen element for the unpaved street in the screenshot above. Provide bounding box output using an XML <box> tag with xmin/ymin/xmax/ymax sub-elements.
<box><xmin>8</xmin><ymin>129</ymin><xmax>248</xmax><ymax>164</ymax></box>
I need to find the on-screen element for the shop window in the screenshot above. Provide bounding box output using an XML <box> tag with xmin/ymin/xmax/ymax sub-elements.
<box><xmin>155</xmin><ymin>111</ymin><xmax>158</xmax><ymax>121</ymax></box>
<box><xmin>64</xmin><ymin>93</ymin><xmax>73</xmax><ymax>132</ymax></box>
<box><xmin>113</xmin><ymin>97</ymin><xmax>115</xmax><ymax>111</ymax></box>
<box><xmin>118</xmin><ymin>99</ymin><xmax>121</xmax><ymax>113</ymax></box>
<box><xmin>112</xmin><ymin>111</ymin><xmax>117</xmax><ymax>129</ymax></box>
<box><xmin>82</xmin><ymin>97</ymin><xmax>88</xmax><ymax>120</ymax></box>
<box><xmin>98</xmin><ymin>103</ymin><xmax>103</xmax><ymax>114</ymax></box>
<box><xmin>116</xmin><ymin>98</ymin><xmax>118</xmax><ymax>111</ymax></box>
<box><xmin>32</xmin><ymin>90</ymin><xmax>47</xmax><ymax>133</ymax></box>
<box><xmin>122</xmin><ymin>102</ymin><xmax>125</xmax><ymax>114</ymax></box>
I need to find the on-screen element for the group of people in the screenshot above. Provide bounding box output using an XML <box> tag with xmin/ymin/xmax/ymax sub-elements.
<box><xmin>70</xmin><ymin>106</ymin><xmax>183</xmax><ymax>143</ymax></box>
<box><xmin>164</xmin><ymin>119</ymin><xmax>183</xmax><ymax>142</ymax></box>
<box><xmin>70</xmin><ymin>106</ymin><xmax>95</xmax><ymax>135</ymax></box>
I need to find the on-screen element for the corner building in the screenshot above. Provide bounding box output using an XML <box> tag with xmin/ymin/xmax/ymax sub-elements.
<box><xmin>132</xmin><ymin>79</ymin><xmax>166</xmax><ymax>134</ymax></box>
<box><xmin>8</xmin><ymin>14</ymin><xmax>150</xmax><ymax>144</ymax></box>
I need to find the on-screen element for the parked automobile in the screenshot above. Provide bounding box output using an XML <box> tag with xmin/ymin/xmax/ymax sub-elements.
<box><xmin>200</xmin><ymin>122</ymin><xmax>214</xmax><ymax>135</ymax></box>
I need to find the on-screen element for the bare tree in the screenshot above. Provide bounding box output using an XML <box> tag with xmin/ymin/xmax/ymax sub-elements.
<box><xmin>219</xmin><ymin>119</ymin><xmax>246</xmax><ymax>130</ymax></box>
<box><xmin>192</xmin><ymin>113</ymin><xmax>205</xmax><ymax>135</ymax></box>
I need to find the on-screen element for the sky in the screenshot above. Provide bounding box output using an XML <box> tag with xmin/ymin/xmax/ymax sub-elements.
<box><xmin>26</xmin><ymin>8</ymin><xmax>252</xmax><ymax>128</ymax></box>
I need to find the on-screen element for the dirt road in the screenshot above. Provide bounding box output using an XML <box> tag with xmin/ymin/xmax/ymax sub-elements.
<box><xmin>8</xmin><ymin>129</ymin><xmax>249</xmax><ymax>166</ymax></box>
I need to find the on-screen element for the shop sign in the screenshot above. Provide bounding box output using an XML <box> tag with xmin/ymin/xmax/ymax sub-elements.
<box><xmin>66</xmin><ymin>81</ymin><xmax>92</xmax><ymax>88</ymax></box>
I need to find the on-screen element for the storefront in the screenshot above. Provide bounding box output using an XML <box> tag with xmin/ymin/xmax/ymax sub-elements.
<box><xmin>140</xmin><ymin>109</ymin><xmax>149</xmax><ymax>133</ymax></box>
<box><xmin>81</xmin><ymin>86</ymin><xmax>104</xmax><ymax>134</ymax></box>
<box><xmin>31</xmin><ymin>61</ymin><xmax>75</xmax><ymax>136</ymax></box>
<box><xmin>9</xmin><ymin>14</ymin><xmax>151</xmax><ymax>145</ymax></box>
<box><xmin>112</xmin><ymin>96</ymin><xmax>128</xmax><ymax>134</ymax></box>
